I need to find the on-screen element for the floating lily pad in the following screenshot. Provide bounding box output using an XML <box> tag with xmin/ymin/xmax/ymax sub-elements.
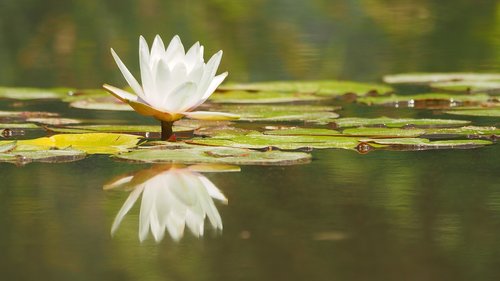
<box><xmin>430</xmin><ymin>80</ymin><xmax>500</xmax><ymax>94</ymax></box>
<box><xmin>342</xmin><ymin>127</ymin><xmax>426</xmax><ymax>137</ymax></box>
<box><xmin>423</xmin><ymin>126</ymin><xmax>500</xmax><ymax>138</ymax></box>
<box><xmin>0</xmin><ymin>87</ymin><xmax>71</xmax><ymax>100</ymax></box>
<box><xmin>69</xmin><ymin>96</ymin><xmax>132</xmax><ymax>111</ymax></box>
<box><xmin>214</xmin><ymin>104</ymin><xmax>340</xmax><ymax>124</ymax></box>
<box><xmin>187</xmin><ymin>131</ymin><xmax>360</xmax><ymax>150</ymax></box>
<box><xmin>362</xmin><ymin>138</ymin><xmax>492</xmax><ymax>150</ymax></box>
<box><xmin>0</xmin><ymin>123</ymin><xmax>39</xmax><ymax>129</ymax></box>
<box><xmin>45</xmin><ymin>125</ymin><xmax>195</xmax><ymax>136</ymax></box>
<box><xmin>114</xmin><ymin>145</ymin><xmax>311</xmax><ymax>166</ymax></box>
<box><xmin>331</xmin><ymin>117</ymin><xmax>470</xmax><ymax>128</ymax></box>
<box><xmin>383</xmin><ymin>73</ymin><xmax>500</xmax><ymax>85</ymax></box>
<box><xmin>209</xmin><ymin>90</ymin><xmax>329</xmax><ymax>103</ymax></box>
<box><xmin>0</xmin><ymin>141</ymin><xmax>16</xmax><ymax>153</ymax></box>
<box><xmin>63</xmin><ymin>88</ymin><xmax>108</xmax><ymax>102</ymax></box>
<box><xmin>220</xmin><ymin>80</ymin><xmax>392</xmax><ymax>96</ymax></box>
<box><xmin>264</xmin><ymin>128</ymin><xmax>340</xmax><ymax>136</ymax></box>
<box><xmin>357</xmin><ymin>93</ymin><xmax>493</xmax><ymax>107</ymax></box>
<box><xmin>444</xmin><ymin>108</ymin><xmax>500</xmax><ymax>117</ymax></box>
<box><xmin>26</xmin><ymin>118</ymin><xmax>82</xmax><ymax>125</ymax></box>
<box><xmin>0</xmin><ymin>133</ymin><xmax>141</xmax><ymax>154</ymax></box>
<box><xmin>0</xmin><ymin>111</ymin><xmax>58</xmax><ymax>118</ymax></box>
<box><xmin>0</xmin><ymin>148</ymin><xmax>86</xmax><ymax>164</ymax></box>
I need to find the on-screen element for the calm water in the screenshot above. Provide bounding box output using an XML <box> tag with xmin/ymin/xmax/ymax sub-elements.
<box><xmin>1</xmin><ymin>1</ymin><xmax>500</xmax><ymax>280</ymax></box>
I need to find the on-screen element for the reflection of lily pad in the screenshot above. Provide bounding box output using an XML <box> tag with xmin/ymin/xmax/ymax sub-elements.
<box><xmin>69</xmin><ymin>96</ymin><xmax>132</xmax><ymax>111</ymax></box>
<box><xmin>331</xmin><ymin>117</ymin><xmax>470</xmax><ymax>128</ymax></box>
<box><xmin>215</xmin><ymin>104</ymin><xmax>340</xmax><ymax>124</ymax></box>
<box><xmin>114</xmin><ymin>146</ymin><xmax>311</xmax><ymax>165</ymax></box>
<box><xmin>430</xmin><ymin>80</ymin><xmax>500</xmax><ymax>94</ymax></box>
<box><xmin>0</xmin><ymin>149</ymin><xmax>86</xmax><ymax>164</ymax></box>
<box><xmin>0</xmin><ymin>133</ymin><xmax>141</xmax><ymax>154</ymax></box>
<box><xmin>0</xmin><ymin>87</ymin><xmax>71</xmax><ymax>100</ymax></box>
<box><xmin>383</xmin><ymin>73</ymin><xmax>500</xmax><ymax>85</ymax></box>
<box><xmin>444</xmin><ymin>108</ymin><xmax>500</xmax><ymax>117</ymax></box>
<box><xmin>220</xmin><ymin>80</ymin><xmax>392</xmax><ymax>96</ymax></box>
<box><xmin>357</xmin><ymin>93</ymin><xmax>493</xmax><ymax>107</ymax></box>
<box><xmin>209</xmin><ymin>90</ymin><xmax>329</xmax><ymax>103</ymax></box>
<box><xmin>363</xmin><ymin>138</ymin><xmax>492</xmax><ymax>150</ymax></box>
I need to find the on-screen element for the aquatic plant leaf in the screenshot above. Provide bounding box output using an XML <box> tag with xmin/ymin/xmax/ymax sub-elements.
<box><xmin>423</xmin><ymin>126</ymin><xmax>500</xmax><ymax>137</ymax></box>
<box><xmin>26</xmin><ymin>118</ymin><xmax>82</xmax><ymax>125</ymax></box>
<box><xmin>331</xmin><ymin>117</ymin><xmax>470</xmax><ymax>128</ymax></box>
<box><xmin>383</xmin><ymin>73</ymin><xmax>500</xmax><ymax>85</ymax></box>
<box><xmin>209</xmin><ymin>90</ymin><xmax>329</xmax><ymax>103</ymax></box>
<box><xmin>357</xmin><ymin>93</ymin><xmax>493</xmax><ymax>107</ymax></box>
<box><xmin>430</xmin><ymin>80</ymin><xmax>500</xmax><ymax>94</ymax></box>
<box><xmin>0</xmin><ymin>141</ymin><xmax>16</xmax><ymax>153</ymax></box>
<box><xmin>264</xmin><ymin>128</ymin><xmax>340</xmax><ymax>136</ymax></box>
<box><xmin>0</xmin><ymin>87</ymin><xmax>71</xmax><ymax>100</ymax></box>
<box><xmin>342</xmin><ymin>127</ymin><xmax>426</xmax><ymax>137</ymax></box>
<box><xmin>444</xmin><ymin>108</ymin><xmax>500</xmax><ymax>117</ymax></box>
<box><xmin>214</xmin><ymin>104</ymin><xmax>340</xmax><ymax>124</ymax></box>
<box><xmin>187</xmin><ymin>133</ymin><xmax>360</xmax><ymax>150</ymax></box>
<box><xmin>0</xmin><ymin>123</ymin><xmax>39</xmax><ymax>129</ymax></box>
<box><xmin>219</xmin><ymin>80</ymin><xmax>392</xmax><ymax>96</ymax></box>
<box><xmin>362</xmin><ymin>138</ymin><xmax>492</xmax><ymax>150</ymax></box>
<box><xmin>114</xmin><ymin>146</ymin><xmax>311</xmax><ymax>165</ymax></box>
<box><xmin>0</xmin><ymin>149</ymin><xmax>86</xmax><ymax>164</ymax></box>
<box><xmin>0</xmin><ymin>111</ymin><xmax>58</xmax><ymax>118</ymax></box>
<box><xmin>0</xmin><ymin>133</ymin><xmax>141</xmax><ymax>154</ymax></box>
<box><xmin>48</xmin><ymin>124</ymin><xmax>195</xmax><ymax>134</ymax></box>
<box><xmin>69</xmin><ymin>96</ymin><xmax>133</xmax><ymax>111</ymax></box>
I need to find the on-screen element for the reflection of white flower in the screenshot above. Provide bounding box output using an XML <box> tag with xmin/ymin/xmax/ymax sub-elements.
<box><xmin>103</xmin><ymin>35</ymin><xmax>238</xmax><ymax>122</ymax></box>
<box><xmin>109</xmin><ymin>166</ymin><xmax>228</xmax><ymax>242</ymax></box>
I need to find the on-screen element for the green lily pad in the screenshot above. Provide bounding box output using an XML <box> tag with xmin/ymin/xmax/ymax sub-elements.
<box><xmin>220</xmin><ymin>80</ymin><xmax>392</xmax><ymax>96</ymax></box>
<box><xmin>357</xmin><ymin>93</ymin><xmax>493</xmax><ymax>107</ymax></box>
<box><xmin>444</xmin><ymin>108</ymin><xmax>500</xmax><ymax>117</ymax></box>
<box><xmin>209</xmin><ymin>90</ymin><xmax>329</xmax><ymax>103</ymax></box>
<box><xmin>45</xmin><ymin>124</ymin><xmax>195</xmax><ymax>135</ymax></box>
<box><xmin>383</xmin><ymin>73</ymin><xmax>500</xmax><ymax>85</ymax></box>
<box><xmin>0</xmin><ymin>123</ymin><xmax>39</xmax><ymax>129</ymax></box>
<box><xmin>63</xmin><ymin>88</ymin><xmax>108</xmax><ymax>102</ymax></box>
<box><xmin>214</xmin><ymin>104</ymin><xmax>340</xmax><ymax>124</ymax></box>
<box><xmin>26</xmin><ymin>118</ymin><xmax>82</xmax><ymax>125</ymax></box>
<box><xmin>362</xmin><ymin>138</ymin><xmax>493</xmax><ymax>150</ymax></box>
<box><xmin>114</xmin><ymin>145</ymin><xmax>311</xmax><ymax>166</ymax></box>
<box><xmin>0</xmin><ymin>87</ymin><xmax>71</xmax><ymax>100</ymax></box>
<box><xmin>187</xmin><ymin>131</ymin><xmax>360</xmax><ymax>150</ymax></box>
<box><xmin>0</xmin><ymin>133</ymin><xmax>141</xmax><ymax>154</ymax></box>
<box><xmin>430</xmin><ymin>80</ymin><xmax>500</xmax><ymax>94</ymax></box>
<box><xmin>0</xmin><ymin>141</ymin><xmax>16</xmax><ymax>153</ymax></box>
<box><xmin>69</xmin><ymin>96</ymin><xmax>132</xmax><ymax>111</ymax></box>
<box><xmin>331</xmin><ymin>117</ymin><xmax>471</xmax><ymax>128</ymax></box>
<box><xmin>264</xmin><ymin>128</ymin><xmax>340</xmax><ymax>136</ymax></box>
<box><xmin>423</xmin><ymin>126</ymin><xmax>500</xmax><ymax>137</ymax></box>
<box><xmin>0</xmin><ymin>148</ymin><xmax>86</xmax><ymax>164</ymax></box>
<box><xmin>342</xmin><ymin>127</ymin><xmax>426</xmax><ymax>137</ymax></box>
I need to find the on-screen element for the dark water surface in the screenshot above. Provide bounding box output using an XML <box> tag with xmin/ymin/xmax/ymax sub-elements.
<box><xmin>1</xmin><ymin>1</ymin><xmax>500</xmax><ymax>280</ymax></box>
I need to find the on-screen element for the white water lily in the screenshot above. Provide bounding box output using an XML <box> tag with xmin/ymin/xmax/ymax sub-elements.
<box><xmin>103</xmin><ymin>35</ymin><xmax>238</xmax><ymax>139</ymax></box>
<box><xmin>106</xmin><ymin>165</ymin><xmax>228</xmax><ymax>242</ymax></box>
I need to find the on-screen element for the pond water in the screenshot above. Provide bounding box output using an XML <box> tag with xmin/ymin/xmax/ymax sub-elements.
<box><xmin>1</xmin><ymin>1</ymin><xmax>500</xmax><ymax>280</ymax></box>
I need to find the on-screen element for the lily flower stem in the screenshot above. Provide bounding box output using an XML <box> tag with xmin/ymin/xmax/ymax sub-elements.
<box><xmin>161</xmin><ymin>121</ymin><xmax>174</xmax><ymax>141</ymax></box>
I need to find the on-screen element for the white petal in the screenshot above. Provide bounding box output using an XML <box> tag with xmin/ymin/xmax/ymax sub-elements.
<box><xmin>198</xmin><ymin>175</ymin><xmax>228</xmax><ymax>204</ymax></box>
<box><xmin>185</xmin><ymin>72</ymin><xmax>227</xmax><ymax>110</ymax></box>
<box><xmin>164</xmin><ymin>82</ymin><xmax>197</xmax><ymax>112</ymax></box>
<box><xmin>184</xmin><ymin>42</ymin><xmax>200</xmax><ymax>72</ymax></box>
<box><xmin>139</xmin><ymin>36</ymin><xmax>157</xmax><ymax>102</ymax></box>
<box><xmin>165</xmin><ymin>35</ymin><xmax>185</xmax><ymax>66</ymax></box>
<box><xmin>155</xmin><ymin>58</ymin><xmax>171</xmax><ymax>97</ymax></box>
<box><xmin>110</xmin><ymin>48</ymin><xmax>145</xmax><ymax>98</ymax></box>
<box><xmin>198</xmin><ymin>50</ymin><xmax>223</xmax><ymax>96</ymax></box>
<box><xmin>150</xmin><ymin>34</ymin><xmax>165</xmax><ymax>63</ymax></box>
<box><xmin>184</xmin><ymin>111</ymin><xmax>240</xmax><ymax>121</ymax></box>
<box><xmin>102</xmin><ymin>84</ymin><xmax>139</xmax><ymax>102</ymax></box>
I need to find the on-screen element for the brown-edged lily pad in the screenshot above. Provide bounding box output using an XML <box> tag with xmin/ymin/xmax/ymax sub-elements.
<box><xmin>0</xmin><ymin>148</ymin><xmax>86</xmax><ymax>165</ymax></box>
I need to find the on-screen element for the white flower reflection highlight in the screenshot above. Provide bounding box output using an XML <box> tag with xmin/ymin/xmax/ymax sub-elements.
<box><xmin>104</xmin><ymin>164</ymin><xmax>236</xmax><ymax>242</ymax></box>
<box><xmin>103</xmin><ymin>35</ymin><xmax>239</xmax><ymax>140</ymax></box>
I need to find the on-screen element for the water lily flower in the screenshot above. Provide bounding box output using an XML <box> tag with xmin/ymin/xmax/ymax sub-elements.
<box><xmin>103</xmin><ymin>35</ymin><xmax>239</xmax><ymax>140</ymax></box>
<box><xmin>105</xmin><ymin>165</ymin><xmax>229</xmax><ymax>242</ymax></box>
